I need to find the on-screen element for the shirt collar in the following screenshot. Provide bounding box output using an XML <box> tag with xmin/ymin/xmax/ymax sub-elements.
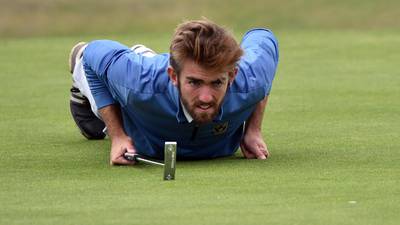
<box><xmin>180</xmin><ymin>101</ymin><xmax>193</xmax><ymax>123</ymax></box>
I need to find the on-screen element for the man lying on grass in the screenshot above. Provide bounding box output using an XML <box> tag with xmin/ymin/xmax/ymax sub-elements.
<box><xmin>68</xmin><ymin>19</ymin><xmax>279</xmax><ymax>165</ymax></box>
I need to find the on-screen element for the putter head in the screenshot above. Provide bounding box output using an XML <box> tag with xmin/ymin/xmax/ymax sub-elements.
<box><xmin>163</xmin><ymin>142</ymin><xmax>177</xmax><ymax>180</ymax></box>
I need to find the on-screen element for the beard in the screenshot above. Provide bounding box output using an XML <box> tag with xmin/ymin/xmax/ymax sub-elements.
<box><xmin>180</xmin><ymin>94</ymin><xmax>220</xmax><ymax>124</ymax></box>
<box><xmin>178</xmin><ymin>83</ymin><xmax>223</xmax><ymax>124</ymax></box>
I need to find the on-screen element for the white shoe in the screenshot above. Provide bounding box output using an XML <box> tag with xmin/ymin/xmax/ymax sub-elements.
<box><xmin>131</xmin><ymin>44</ymin><xmax>157</xmax><ymax>57</ymax></box>
<box><xmin>68</xmin><ymin>42</ymin><xmax>87</xmax><ymax>74</ymax></box>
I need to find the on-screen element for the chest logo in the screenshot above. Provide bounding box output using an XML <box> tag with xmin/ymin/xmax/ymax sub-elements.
<box><xmin>213</xmin><ymin>122</ymin><xmax>228</xmax><ymax>135</ymax></box>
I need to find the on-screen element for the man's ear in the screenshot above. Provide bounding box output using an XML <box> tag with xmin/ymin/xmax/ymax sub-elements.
<box><xmin>168</xmin><ymin>66</ymin><xmax>178</xmax><ymax>86</ymax></box>
<box><xmin>228</xmin><ymin>67</ymin><xmax>238</xmax><ymax>85</ymax></box>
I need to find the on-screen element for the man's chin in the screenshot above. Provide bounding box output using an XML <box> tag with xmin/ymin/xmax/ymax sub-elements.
<box><xmin>187</xmin><ymin>105</ymin><xmax>221</xmax><ymax>124</ymax></box>
<box><xmin>193</xmin><ymin>117</ymin><xmax>213</xmax><ymax>124</ymax></box>
<box><xmin>192</xmin><ymin>111</ymin><xmax>217</xmax><ymax>124</ymax></box>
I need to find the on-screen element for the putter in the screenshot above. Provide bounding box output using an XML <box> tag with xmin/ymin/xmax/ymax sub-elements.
<box><xmin>124</xmin><ymin>142</ymin><xmax>177</xmax><ymax>180</ymax></box>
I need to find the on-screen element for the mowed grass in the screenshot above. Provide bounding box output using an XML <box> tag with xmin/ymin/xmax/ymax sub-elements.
<box><xmin>2</xmin><ymin>0</ymin><xmax>400</xmax><ymax>37</ymax></box>
<box><xmin>0</xmin><ymin>30</ymin><xmax>399</xmax><ymax>225</ymax></box>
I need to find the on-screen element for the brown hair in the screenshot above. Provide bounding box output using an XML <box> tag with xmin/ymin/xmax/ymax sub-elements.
<box><xmin>169</xmin><ymin>19</ymin><xmax>243</xmax><ymax>74</ymax></box>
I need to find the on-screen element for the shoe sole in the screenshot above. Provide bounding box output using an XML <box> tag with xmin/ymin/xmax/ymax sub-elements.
<box><xmin>70</xmin><ymin>100</ymin><xmax>106</xmax><ymax>140</ymax></box>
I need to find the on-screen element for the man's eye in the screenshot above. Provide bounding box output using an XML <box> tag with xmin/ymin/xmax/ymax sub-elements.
<box><xmin>188</xmin><ymin>80</ymin><xmax>200</xmax><ymax>86</ymax></box>
<box><xmin>212</xmin><ymin>80</ymin><xmax>223</xmax><ymax>88</ymax></box>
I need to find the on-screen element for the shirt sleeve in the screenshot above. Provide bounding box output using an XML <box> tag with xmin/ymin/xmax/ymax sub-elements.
<box><xmin>82</xmin><ymin>40</ymin><xmax>132</xmax><ymax>109</ymax></box>
<box><xmin>239</xmin><ymin>28</ymin><xmax>279</xmax><ymax>95</ymax></box>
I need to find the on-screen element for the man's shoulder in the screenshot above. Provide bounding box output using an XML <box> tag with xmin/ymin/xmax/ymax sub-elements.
<box><xmin>106</xmin><ymin>52</ymin><xmax>170</xmax><ymax>91</ymax></box>
<box><xmin>85</xmin><ymin>40</ymin><xmax>129</xmax><ymax>56</ymax></box>
<box><xmin>241</xmin><ymin>28</ymin><xmax>277</xmax><ymax>43</ymax></box>
<box><xmin>239</xmin><ymin>28</ymin><xmax>279</xmax><ymax>67</ymax></box>
<box><xmin>132</xmin><ymin>54</ymin><xmax>171</xmax><ymax>94</ymax></box>
<box><xmin>230</xmin><ymin>28</ymin><xmax>279</xmax><ymax>96</ymax></box>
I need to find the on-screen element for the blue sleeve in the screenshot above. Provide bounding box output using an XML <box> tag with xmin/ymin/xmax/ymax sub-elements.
<box><xmin>239</xmin><ymin>28</ymin><xmax>279</xmax><ymax>95</ymax></box>
<box><xmin>82</xmin><ymin>40</ymin><xmax>133</xmax><ymax>109</ymax></box>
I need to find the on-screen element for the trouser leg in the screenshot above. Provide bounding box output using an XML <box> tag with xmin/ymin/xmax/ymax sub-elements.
<box><xmin>69</xmin><ymin>43</ymin><xmax>105</xmax><ymax>140</ymax></box>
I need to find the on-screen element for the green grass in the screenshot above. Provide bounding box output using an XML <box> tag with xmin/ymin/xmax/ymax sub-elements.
<box><xmin>0</xmin><ymin>29</ymin><xmax>399</xmax><ymax>225</ymax></box>
<box><xmin>2</xmin><ymin>0</ymin><xmax>400</xmax><ymax>37</ymax></box>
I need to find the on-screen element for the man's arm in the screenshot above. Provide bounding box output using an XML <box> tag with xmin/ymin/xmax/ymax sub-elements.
<box><xmin>238</xmin><ymin>29</ymin><xmax>279</xmax><ymax>160</ymax></box>
<box><xmin>99</xmin><ymin>105</ymin><xmax>136</xmax><ymax>165</ymax></box>
<box><xmin>82</xmin><ymin>40</ymin><xmax>140</xmax><ymax>165</ymax></box>
<box><xmin>83</xmin><ymin>40</ymin><xmax>132</xmax><ymax>110</ymax></box>
<box><xmin>240</xmin><ymin>96</ymin><xmax>269</xmax><ymax>159</ymax></box>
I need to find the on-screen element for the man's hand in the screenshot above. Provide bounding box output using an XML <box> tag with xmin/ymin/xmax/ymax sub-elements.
<box><xmin>99</xmin><ymin>104</ymin><xmax>137</xmax><ymax>166</ymax></box>
<box><xmin>240</xmin><ymin>129</ymin><xmax>269</xmax><ymax>159</ymax></box>
<box><xmin>110</xmin><ymin>134</ymin><xmax>137</xmax><ymax>165</ymax></box>
<box><xmin>240</xmin><ymin>96</ymin><xmax>270</xmax><ymax>160</ymax></box>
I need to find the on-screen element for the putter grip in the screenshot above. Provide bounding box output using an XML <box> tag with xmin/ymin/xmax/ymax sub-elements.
<box><xmin>123</xmin><ymin>152</ymin><xmax>137</xmax><ymax>161</ymax></box>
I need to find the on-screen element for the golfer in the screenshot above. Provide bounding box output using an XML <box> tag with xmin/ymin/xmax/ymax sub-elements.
<box><xmin>68</xmin><ymin>19</ymin><xmax>279</xmax><ymax>165</ymax></box>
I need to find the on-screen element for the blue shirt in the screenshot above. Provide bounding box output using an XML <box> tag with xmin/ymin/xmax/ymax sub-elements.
<box><xmin>83</xmin><ymin>28</ymin><xmax>279</xmax><ymax>159</ymax></box>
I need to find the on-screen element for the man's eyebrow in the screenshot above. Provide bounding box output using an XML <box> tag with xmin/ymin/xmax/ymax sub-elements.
<box><xmin>211</xmin><ymin>77</ymin><xmax>228</xmax><ymax>83</ymax></box>
<box><xmin>186</xmin><ymin>76</ymin><xmax>204</xmax><ymax>82</ymax></box>
<box><xmin>186</xmin><ymin>76</ymin><xmax>228</xmax><ymax>82</ymax></box>
<box><xmin>186</xmin><ymin>76</ymin><xmax>203</xmax><ymax>82</ymax></box>
<box><xmin>218</xmin><ymin>76</ymin><xmax>228</xmax><ymax>81</ymax></box>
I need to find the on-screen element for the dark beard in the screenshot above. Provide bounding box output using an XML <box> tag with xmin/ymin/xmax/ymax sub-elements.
<box><xmin>181</xmin><ymin>95</ymin><xmax>219</xmax><ymax>124</ymax></box>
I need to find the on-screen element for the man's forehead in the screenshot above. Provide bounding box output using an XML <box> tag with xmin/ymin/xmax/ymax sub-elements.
<box><xmin>186</xmin><ymin>73</ymin><xmax>228</xmax><ymax>81</ymax></box>
<box><xmin>179</xmin><ymin>60</ymin><xmax>230</xmax><ymax>81</ymax></box>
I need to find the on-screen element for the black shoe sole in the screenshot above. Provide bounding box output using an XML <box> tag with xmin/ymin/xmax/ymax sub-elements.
<box><xmin>69</xmin><ymin>94</ymin><xmax>106</xmax><ymax>140</ymax></box>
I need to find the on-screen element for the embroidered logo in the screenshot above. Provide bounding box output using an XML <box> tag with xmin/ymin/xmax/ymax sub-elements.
<box><xmin>213</xmin><ymin>122</ymin><xmax>228</xmax><ymax>135</ymax></box>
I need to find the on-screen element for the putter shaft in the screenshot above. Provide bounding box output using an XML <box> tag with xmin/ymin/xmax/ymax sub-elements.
<box><xmin>124</xmin><ymin>152</ymin><xmax>164</xmax><ymax>166</ymax></box>
<box><xmin>135</xmin><ymin>157</ymin><xmax>164</xmax><ymax>166</ymax></box>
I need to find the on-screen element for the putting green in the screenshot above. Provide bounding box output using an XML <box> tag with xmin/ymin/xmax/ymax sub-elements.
<box><xmin>0</xmin><ymin>30</ymin><xmax>399</xmax><ymax>225</ymax></box>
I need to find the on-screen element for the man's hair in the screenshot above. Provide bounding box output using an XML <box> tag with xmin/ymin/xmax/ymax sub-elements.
<box><xmin>169</xmin><ymin>19</ymin><xmax>243</xmax><ymax>74</ymax></box>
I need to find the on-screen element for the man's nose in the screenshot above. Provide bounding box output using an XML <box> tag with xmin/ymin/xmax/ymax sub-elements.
<box><xmin>198</xmin><ymin>87</ymin><xmax>213</xmax><ymax>103</ymax></box>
